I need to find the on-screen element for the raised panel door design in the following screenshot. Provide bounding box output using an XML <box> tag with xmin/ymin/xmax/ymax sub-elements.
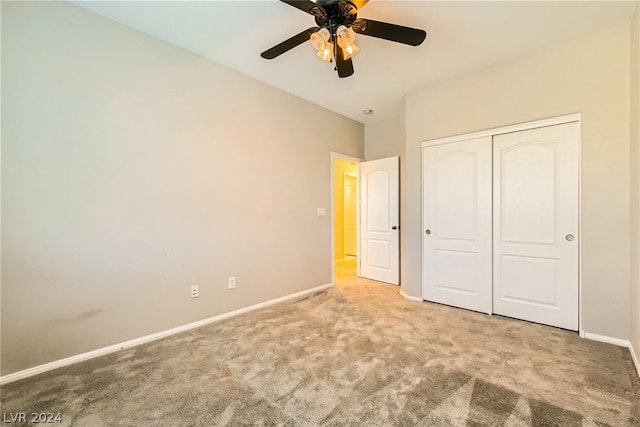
<box><xmin>436</xmin><ymin>152</ymin><xmax>477</xmax><ymax>241</ymax></box>
<box><xmin>501</xmin><ymin>143</ymin><xmax>556</xmax><ymax>245</ymax></box>
<box><xmin>499</xmin><ymin>255</ymin><xmax>557</xmax><ymax>306</ymax></box>
<box><xmin>367</xmin><ymin>170</ymin><xmax>390</xmax><ymax>232</ymax></box>
<box><xmin>423</xmin><ymin>137</ymin><xmax>492</xmax><ymax>314</ymax></box>
<box><xmin>367</xmin><ymin>240</ymin><xmax>391</xmax><ymax>269</ymax></box>
<box><xmin>434</xmin><ymin>250</ymin><xmax>477</xmax><ymax>294</ymax></box>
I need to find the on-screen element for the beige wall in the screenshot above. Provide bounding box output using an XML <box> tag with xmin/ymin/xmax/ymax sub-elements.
<box><xmin>1</xmin><ymin>2</ymin><xmax>363</xmax><ymax>375</ymax></box>
<box><xmin>364</xmin><ymin>116</ymin><xmax>403</xmax><ymax>161</ymax></box>
<box><xmin>630</xmin><ymin>2</ymin><xmax>640</xmax><ymax>365</ymax></box>
<box><xmin>404</xmin><ymin>24</ymin><xmax>631</xmax><ymax>340</ymax></box>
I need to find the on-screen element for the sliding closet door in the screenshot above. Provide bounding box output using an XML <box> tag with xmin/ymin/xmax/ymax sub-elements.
<box><xmin>493</xmin><ymin>122</ymin><xmax>579</xmax><ymax>330</ymax></box>
<box><xmin>423</xmin><ymin>137</ymin><xmax>492</xmax><ymax>314</ymax></box>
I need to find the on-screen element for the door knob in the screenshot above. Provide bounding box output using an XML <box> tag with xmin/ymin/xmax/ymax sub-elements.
<box><xmin>392</xmin><ymin>226</ymin><xmax>398</xmax><ymax>230</ymax></box>
<box><xmin>565</xmin><ymin>234</ymin><xmax>575</xmax><ymax>241</ymax></box>
<box><xmin>425</xmin><ymin>229</ymin><xmax>431</xmax><ymax>235</ymax></box>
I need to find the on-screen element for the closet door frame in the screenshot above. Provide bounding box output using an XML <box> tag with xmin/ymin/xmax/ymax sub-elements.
<box><xmin>420</xmin><ymin>113</ymin><xmax>582</xmax><ymax>333</ymax></box>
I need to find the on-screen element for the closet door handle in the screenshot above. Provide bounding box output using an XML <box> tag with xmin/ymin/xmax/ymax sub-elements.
<box><xmin>565</xmin><ymin>234</ymin><xmax>575</xmax><ymax>241</ymax></box>
<box><xmin>425</xmin><ymin>229</ymin><xmax>431</xmax><ymax>235</ymax></box>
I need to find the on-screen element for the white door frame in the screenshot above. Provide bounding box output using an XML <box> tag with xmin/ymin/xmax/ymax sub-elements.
<box><xmin>331</xmin><ymin>152</ymin><xmax>363</xmax><ymax>282</ymax></box>
<box><xmin>420</xmin><ymin>113</ymin><xmax>583</xmax><ymax>333</ymax></box>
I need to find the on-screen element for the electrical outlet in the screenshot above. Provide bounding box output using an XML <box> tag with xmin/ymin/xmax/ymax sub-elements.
<box><xmin>228</xmin><ymin>276</ymin><xmax>236</xmax><ymax>289</ymax></box>
<box><xmin>191</xmin><ymin>285</ymin><xmax>199</xmax><ymax>298</ymax></box>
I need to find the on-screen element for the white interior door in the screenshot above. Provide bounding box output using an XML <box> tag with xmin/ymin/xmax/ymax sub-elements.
<box><xmin>360</xmin><ymin>157</ymin><xmax>399</xmax><ymax>285</ymax></box>
<box><xmin>493</xmin><ymin>122</ymin><xmax>579</xmax><ymax>330</ymax></box>
<box><xmin>344</xmin><ymin>173</ymin><xmax>358</xmax><ymax>256</ymax></box>
<box><xmin>422</xmin><ymin>137</ymin><xmax>493</xmax><ymax>314</ymax></box>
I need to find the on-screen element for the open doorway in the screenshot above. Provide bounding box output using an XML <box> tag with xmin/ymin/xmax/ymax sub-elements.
<box><xmin>332</xmin><ymin>153</ymin><xmax>361</xmax><ymax>282</ymax></box>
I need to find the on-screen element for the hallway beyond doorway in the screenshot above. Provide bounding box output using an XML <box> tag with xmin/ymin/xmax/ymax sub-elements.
<box><xmin>335</xmin><ymin>256</ymin><xmax>357</xmax><ymax>280</ymax></box>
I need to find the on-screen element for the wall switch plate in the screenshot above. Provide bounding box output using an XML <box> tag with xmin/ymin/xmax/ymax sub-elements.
<box><xmin>191</xmin><ymin>285</ymin><xmax>199</xmax><ymax>298</ymax></box>
<box><xmin>317</xmin><ymin>208</ymin><xmax>326</xmax><ymax>217</ymax></box>
<box><xmin>228</xmin><ymin>277</ymin><xmax>236</xmax><ymax>289</ymax></box>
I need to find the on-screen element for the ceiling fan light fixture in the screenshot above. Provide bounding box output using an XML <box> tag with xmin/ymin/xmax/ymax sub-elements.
<box><xmin>316</xmin><ymin>43</ymin><xmax>334</xmax><ymax>62</ymax></box>
<box><xmin>342</xmin><ymin>43</ymin><xmax>359</xmax><ymax>60</ymax></box>
<box><xmin>336</xmin><ymin>25</ymin><xmax>356</xmax><ymax>48</ymax></box>
<box><xmin>310</xmin><ymin>33</ymin><xmax>324</xmax><ymax>50</ymax></box>
<box><xmin>336</xmin><ymin>25</ymin><xmax>359</xmax><ymax>60</ymax></box>
<box><xmin>310</xmin><ymin>28</ymin><xmax>331</xmax><ymax>51</ymax></box>
<box><xmin>261</xmin><ymin>0</ymin><xmax>427</xmax><ymax>78</ymax></box>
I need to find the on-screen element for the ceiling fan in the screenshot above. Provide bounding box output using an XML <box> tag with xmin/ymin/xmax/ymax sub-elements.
<box><xmin>261</xmin><ymin>0</ymin><xmax>427</xmax><ymax>78</ymax></box>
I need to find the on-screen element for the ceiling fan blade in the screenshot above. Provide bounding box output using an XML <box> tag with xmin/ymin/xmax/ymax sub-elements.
<box><xmin>335</xmin><ymin>43</ymin><xmax>354</xmax><ymax>78</ymax></box>
<box><xmin>352</xmin><ymin>18</ymin><xmax>426</xmax><ymax>46</ymax></box>
<box><xmin>261</xmin><ymin>27</ymin><xmax>319</xmax><ymax>59</ymax></box>
<box><xmin>280</xmin><ymin>0</ymin><xmax>322</xmax><ymax>15</ymax></box>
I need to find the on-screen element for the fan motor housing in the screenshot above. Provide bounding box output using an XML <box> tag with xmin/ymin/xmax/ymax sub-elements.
<box><xmin>314</xmin><ymin>0</ymin><xmax>358</xmax><ymax>30</ymax></box>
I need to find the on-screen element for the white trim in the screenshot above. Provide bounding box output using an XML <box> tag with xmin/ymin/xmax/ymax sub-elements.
<box><xmin>576</xmin><ymin>119</ymin><xmax>583</xmax><ymax>335</ymax></box>
<box><xmin>630</xmin><ymin>342</ymin><xmax>640</xmax><ymax>379</ymax></box>
<box><xmin>420</xmin><ymin>113</ymin><xmax>581</xmax><ymax>148</ymax></box>
<box><xmin>582</xmin><ymin>332</ymin><xmax>630</xmax><ymax>348</ymax></box>
<box><xmin>330</xmin><ymin>152</ymin><xmax>363</xmax><ymax>282</ymax></box>
<box><xmin>0</xmin><ymin>283</ymin><xmax>333</xmax><ymax>386</ymax></box>
<box><xmin>583</xmin><ymin>333</ymin><xmax>640</xmax><ymax>380</ymax></box>
<box><xmin>400</xmin><ymin>289</ymin><xmax>423</xmax><ymax>302</ymax></box>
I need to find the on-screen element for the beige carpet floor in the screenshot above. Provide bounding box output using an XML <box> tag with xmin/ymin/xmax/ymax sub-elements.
<box><xmin>2</xmin><ymin>270</ymin><xmax>639</xmax><ymax>426</ymax></box>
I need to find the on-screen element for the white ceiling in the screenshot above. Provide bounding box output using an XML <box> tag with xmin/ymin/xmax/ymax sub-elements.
<box><xmin>73</xmin><ymin>1</ymin><xmax>637</xmax><ymax>124</ymax></box>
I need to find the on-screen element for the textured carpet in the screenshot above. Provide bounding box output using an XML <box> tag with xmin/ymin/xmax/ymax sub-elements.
<box><xmin>2</xmin><ymin>276</ymin><xmax>639</xmax><ymax>426</ymax></box>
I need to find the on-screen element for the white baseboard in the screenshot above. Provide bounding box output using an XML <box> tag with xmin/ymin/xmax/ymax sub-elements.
<box><xmin>582</xmin><ymin>331</ymin><xmax>630</xmax><ymax>348</ymax></box>
<box><xmin>399</xmin><ymin>289</ymin><xmax>423</xmax><ymax>302</ymax></box>
<box><xmin>564</xmin><ymin>332</ymin><xmax>640</xmax><ymax>380</ymax></box>
<box><xmin>630</xmin><ymin>342</ymin><xmax>640</xmax><ymax>379</ymax></box>
<box><xmin>0</xmin><ymin>283</ymin><xmax>333</xmax><ymax>386</ymax></box>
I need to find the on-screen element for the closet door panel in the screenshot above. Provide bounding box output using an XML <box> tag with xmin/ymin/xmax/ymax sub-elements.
<box><xmin>493</xmin><ymin>122</ymin><xmax>579</xmax><ymax>330</ymax></box>
<box><xmin>423</xmin><ymin>137</ymin><xmax>492</xmax><ymax>314</ymax></box>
